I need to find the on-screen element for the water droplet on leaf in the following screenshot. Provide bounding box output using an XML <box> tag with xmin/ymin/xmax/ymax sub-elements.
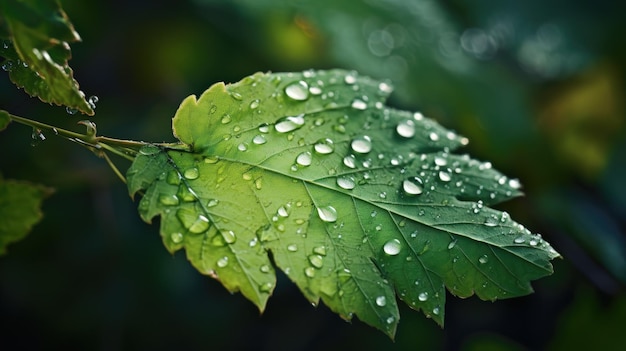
<box><xmin>296</xmin><ymin>151</ymin><xmax>312</xmax><ymax>166</ymax></box>
<box><xmin>285</xmin><ymin>80</ymin><xmax>309</xmax><ymax>101</ymax></box>
<box><xmin>376</xmin><ymin>296</ymin><xmax>387</xmax><ymax>307</ymax></box>
<box><xmin>275</xmin><ymin>114</ymin><xmax>305</xmax><ymax>133</ymax></box>
<box><xmin>351</xmin><ymin>135</ymin><xmax>372</xmax><ymax>154</ymax></box>
<box><xmin>336</xmin><ymin>176</ymin><xmax>356</xmax><ymax>190</ymax></box>
<box><xmin>396</xmin><ymin>119</ymin><xmax>416</xmax><ymax>138</ymax></box>
<box><xmin>317</xmin><ymin>205</ymin><xmax>338</xmax><ymax>222</ymax></box>
<box><xmin>183</xmin><ymin>167</ymin><xmax>199</xmax><ymax>180</ymax></box>
<box><xmin>383</xmin><ymin>239</ymin><xmax>402</xmax><ymax>255</ymax></box>
<box><xmin>403</xmin><ymin>177</ymin><xmax>423</xmax><ymax>195</ymax></box>
<box><xmin>314</xmin><ymin>138</ymin><xmax>335</xmax><ymax>154</ymax></box>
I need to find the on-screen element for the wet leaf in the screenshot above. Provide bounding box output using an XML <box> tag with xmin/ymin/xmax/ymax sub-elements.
<box><xmin>0</xmin><ymin>0</ymin><xmax>93</xmax><ymax>115</ymax></box>
<box><xmin>0</xmin><ymin>110</ymin><xmax>10</xmax><ymax>130</ymax></box>
<box><xmin>0</xmin><ymin>175</ymin><xmax>52</xmax><ymax>255</ymax></box>
<box><xmin>126</xmin><ymin>70</ymin><xmax>560</xmax><ymax>337</ymax></box>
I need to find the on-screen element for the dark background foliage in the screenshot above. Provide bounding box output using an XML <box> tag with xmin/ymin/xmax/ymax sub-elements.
<box><xmin>1</xmin><ymin>0</ymin><xmax>625</xmax><ymax>349</ymax></box>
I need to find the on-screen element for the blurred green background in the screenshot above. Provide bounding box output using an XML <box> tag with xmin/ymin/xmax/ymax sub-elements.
<box><xmin>1</xmin><ymin>0</ymin><xmax>625</xmax><ymax>349</ymax></box>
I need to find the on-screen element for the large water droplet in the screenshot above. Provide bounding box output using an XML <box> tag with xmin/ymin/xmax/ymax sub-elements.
<box><xmin>275</xmin><ymin>114</ymin><xmax>305</xmax><ymax>133</ymax></box>
<box><xmin>177</xmin><ymin>209</ymin><xmax>210</xmax><ymax>234</ymax></box>
<box><xmin>314</xmin><ymin>138</ymin><xmax>334</xmax><ymax>154</ymax></box>
<box><xmin>249</xmin><ymin>99</ymin><xmax>260</xmax><ymax>109</ymax></box>
<box><xmin>403</xmin><ymin>177</ymin><xmax>423</xmax><ymax>195</ymax></box>
<box><xmin>170</xmin><ymin>232</ymin><xmax>184</xmax><ymax>244</ymax></box>
<box><xmin>221</xmin><ymin>114</ymin><xmax>232</xmax><ymax>124</ymax></box>
<box><xmin>252</xmin><ymin>135</ymin><xmax>267</xmax><ymax>145</ymax></box>
<box><xmin>478</xmin><ymin>254</ymin><xmax>489</xmax><ymax>264</ymax></box>
<box><xmin>284</xmin><ymin>80</ymin><xmax>309</xmax><ymax>101</ymax></box>
<box><xmin>418</xmin><ymin>292</ymin><xmax>429</xmax><ymax>301</ymax></box>
<box><xmin>429</xmin><ymin>132</ymin><xmax>440</xmax><ymax>141</ymax></box>
<box><xmin>296</xmin><ymin>151</ymin><xmax>312</xmax><ymax>166</ymax></box>
<box><xmin>351</xmin><ymin>99</ymin><xmax>367</xmax><ymax>110</ymax></box>
<box><xmin>336</xmin><ymin>176</ymin><xmax>356</xmax><ymax>190</ymax></box>
<box><xmin>317</xmin><ymin>205</ymin><xmax>338</xmax><ymax>222</ymax></box>
<box><xmin>183</xmin><ymin>167</ymin><xmax>199</xmax><ymax>180</ymax></box>
<box><xmin>343</xmin><ymin>155</ymin><xmax>357</xmax><ymax>168</ymax></box>
<box><xmin>514</xmin><ymin>236</ymin><xmax>525</xmax><ymax>244</ymax></box>
<box><xmin>221</xmin><ymin>230</ymin><xmax>237</xmax><ymax>244</ymax></box>
<box><xmin>308</xmin><ymin>254</ymin><xmax>324</xmax><ymax>268</ymax></box>
<box><xmin>259</xmin><ymin>282</ymin><xmax>273</xmax><ymax>293</ymax></box>
<box><xmin>313</xmin><ymin>246</ymin><xmax>327</xmax><ymax>256</ymax></box>
<box><xmin>344</xmin><ymin>73</ymin><xmax>357</xmax><ymax>84</ymax></box>
<box><xmin>304</xmin><ymin>267</ymin><xmax>316</xmax><ymax>278</ymax></box>
<box><xmin>484</xmin><ymin>215</ymin><xmax>499</xmax><ymax>227</ymax></box>
<box><xmin>159</xmin><ymin>194</ymin><xmax>180</xmax><ymax>206</ymax></box>
<box><xmin>383</xmin><ymin>239</ymin><xmax>402</xmax><ymax>256</ymax></box>
<box><xmin>438</xmin><ymin>170</ymin><xmax>451</xmax><ymax>182</ymax></box>
<box><xmin>396</xmin><ymin>119</ymin><xmax>416</xmax><ymax>138</ymax></box>
<box><xmin>287</xmin><ymin>244</ymin><xmax>298</xmax><ymax>252</ymax></box>
<box><xmin>217</xmin><ymin>256</ymin><xmax>229</xmax><ymax>268</ymax></box>
<box><xmin>351</xmin><ymin>135</ymin><xmax>372</xmax><ymax>154</ymax></box>
<box><xmin>376</xmin><ymin>296</ymin><xmax>387</xmax><ymax>307</ymax></box>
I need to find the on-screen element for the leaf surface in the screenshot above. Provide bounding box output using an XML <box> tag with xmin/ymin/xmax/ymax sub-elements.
<box><xmin>127</xmin><ymin>70</ymin><xmax>560</xmax><ymax>337</ymax></box>
<box><xmin>0</xmin><ymin>175</ymin><xmax>52</xmax><ymax>255</ymax></box>
<box><xmin>0</xmin><ymin>0</ymin><xmax>93</xmax><ymax>115</ymax></box>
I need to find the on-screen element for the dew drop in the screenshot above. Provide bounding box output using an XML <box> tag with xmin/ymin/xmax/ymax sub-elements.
<box><xmin>376</xmin><ymin>296</ymin><xmax>387</xmax><ymax>307</ymax></box>
<box><xmin>429</xmin><ymin>132</ymin><xmax>440</xmax><ymax>141</ymax></box>
<box><xmin>170</xmin><ymin>232</ymin><xmax>184</xmax><ymax>244</ymax></box>
<box><xmin>237</xmin><ymin>143</ymin><xmax>248</xmax><ymax>152</ymax></box>
<box><xmin>336</xmin><ymin>176</ymin><xmax>356</xmax><ymax>190</ymax></box>
<box><xmin>484</xmin><ymin>215</ymin><xmax>499</xmax><ymax>227</ymax></box>
<box><xmin>432</xmin><ymin>306</ymin><xmax>440</xmax><ymax>315</ymax></box>
<box><xmin>479</xmin><ymin>255</ymin><xmax>489</xmax><ymax>264</ymax></box>
<box><xmin>344</xmin><ymin>73</ymin><xmax>357</xmax><ymax>84</ymax></box>
<box><xmin>304</xmin><ymin>267</ymin><xmax>316</xmax><ymax>278</ymax></box>
<box><xmin>309</xmin><ymin>86</ymin><xmax>322</xmax><ymax>95</ymax></box>
<box><xmin>249</xmin><ymin>99</ymin><xmax>260</xmax><ymax>109</ymax></box>
<box><xmin>418</xmin><ymin>292</ymin><xmax>429</xmax><ymax>301</ymax></box>
<box><xmin>383</xmin><ymin>239</ymin><xmax>402</xmax><ymax>256</ymax></box>
<box><xmin>296</xmin><ymin>151</ymin><xmax>312</xmax><ymax>166</ymax></box>
<box><xmin>287</xmin><ymin>244</ymin><xmax>298</xmax><ymax>252</ymax></box>
<box><xmin>308</xmin><ymin>254</ymin><xmax>324</xmax><ymax>268</ymax></box>
<box><xmin>275</xmin><ymin>114</ymin><xmax>305</xmax><ymax>133</ymax></box>
<box><xmin>183</xmin><ymin>167</ymin><xmax>199</xmax><ymax>180</ymax></box>
<box><xmin>221</xmin><ymin>230</ymin><xmax>237</xmax><ymax>244</ymax></box>
<box><xmin>396</xmin><ymin>119</ymin><xmax>416</xmax><ymax>138</ymax></box>
<box><xmin>351</xmin><ymin>99</ymin><xmax>367</xmax><ymax>110</ymax></box>
<box><xmin>217</xmin><ymin>256</ymin><xmax>229</xmax><ymax>268</ymax></box>
<box><xmin>314</xmin><ymin>138</ymin><xmax>335</xmax><ymax>154</ymax></box>
<box><xmin>159</xmin><ymin>194</ymin><xmax>180</xmax><ymax>206</ymax></box>
<box><xmin>221</xmin><ymin>114</ymin><xmax>232</xmax><ymax>124</ymax></box>
<box><xmin>259</xmin><ymin>282</ymin><xmax>273</xmax><ymax>293</ymax></box>
<box><xmin>508</xmin><ymin>178</ymin><xmax>521</xmax><ymax>189</ymax></box>
<box><xmin>403</xmin><ymin>177</ymin><xmax>423</xmax><ymax>195</ymax></box>
<box><xmin>378</xmin><ymin>82</ymin><xmax>393</xmax><ymax>94</ymax></box>
<box><xmin>351</xmin><ymin>135</ymin><xmax>372</xmax><ymax>154</ymax></box>
<box><xmin>260</xmin><ymin>265</ymin><xmax>271</xmax><ymax>273</ymax></box>
<box><xmin>317</xmin><ymin>205</ymin><xmax>338</xmax><ymax>223</ymax></box>
<box><xmin>230</xmin><ymin>91</ymin><xmax>243</xmax><ymax>100</ymax></box>
<box><xmin>313</xmin><ymin>246</ymin><xmax>327</xmax><ymax>256</ymax></box>
<box><xmin>252</xmin><ymin>135</ymin><xmax>267</xmax><ymax>145</ymax></box>
<box><xmin>386</xmin><ymin>316</ymin><xmax>395</xmax><ymax>324</ymax></box>
<box><xmin>514</xmin><ymin>236</ymin><xmax>525</xmax><ymax>244</ymax></box>
<box><xmin>284</xmin><ymin>80</ymin><xmax>309</xmax><ymax>101</ymax></box>
<box><xmin>343</xmin><ymin>155</ymin><xmax>357</xmax><ymax>168</ymax></box>
<box><xmin>447</xmin><ymin>240</ymin><xmax>457</xmax><ymax>250</ymax></box>
<box><xmin>438</xmin><ymin>171</ymin><xmax>451</xmax><ymax>182</ymax></box>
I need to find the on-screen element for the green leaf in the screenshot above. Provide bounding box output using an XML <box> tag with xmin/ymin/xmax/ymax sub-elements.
<box><xmin>126</xmin><ymin>69</ymin><xmax>560</xmax><ymax>337</ymax></box>
<box><xmin>0</xmin><ymin>175</ymin><xmax>52</xmax><ymax>255</ymax></box>
<box><xmin>0</xmin><ymin>0</ymin><xmax>93</xmax><ymax>115</ymax></box>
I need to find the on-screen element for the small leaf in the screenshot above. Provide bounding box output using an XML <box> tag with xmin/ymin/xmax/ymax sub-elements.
<box><xmin>127</xmin><ymin>69</ymin><xmax>560</xmax><ymax>337</ymax></box>
<box><xmin>0</xmin><ymin>175</ymin><xmax>53</xmax><ymax>255</ymax></box>
<box><xmin>0</xmin><ymin>110</ymin><xmax>10</xmax><ymax>130</ymax></box>
<box><xmin>0</xmin><ymin>1</ymin><xmax>93</xmax><ymax>115</ymax></box>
